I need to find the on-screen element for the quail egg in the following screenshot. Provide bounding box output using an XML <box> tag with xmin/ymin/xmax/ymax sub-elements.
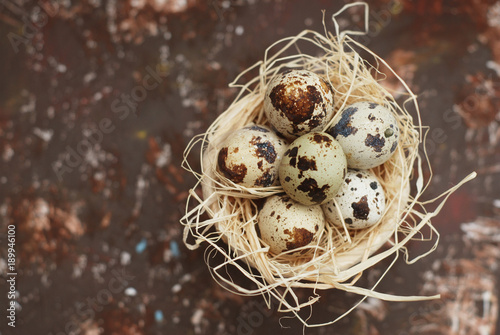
<box><xmin>322</xmin><ymin>169</ymin><xmax>386</xmax><ymax>230</ymax></box>
<box><xmin>327</xmin><ymin>101</ymin><xmax>400</xmax><ymax>169</ymax></box>
<box><xmin>279</xmin><ymin>132</ymin><xmax>347</xmax><ymax>206</ymax></box>
<box><xmin>258</xmin><ymin>194</ymin><xmax>325</xmax><ymax>255</ymax></box>
<box><xmin>264</xmin><ymin>69</ymin><xmax>335</xmax><ymax>140</ymax></box>
<box><xmin>217</xmin><ymin>125</ymin><xmax>288</xmax><ymax>187</ymax></box>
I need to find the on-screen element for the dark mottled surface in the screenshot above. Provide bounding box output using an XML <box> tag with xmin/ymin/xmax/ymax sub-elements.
<box><xmin>328</xmin><ymin>106</ymin><xmax>359</xmax><ymax>138</ymax></box>
<box><xmin>296</xmin><ymin>178</ymin><xmax>329</xmax><ymax>204</ymax></box>
<box><xmin>0</xmin><ymin>0</ymin><xmax>499</xmax><ymax>334</ymax></box>
<box><xmin>297</xmin><ymin>156</ymin><xmax>317</xmax><ymax>172</ymax></box>
<box><xmin>284</xmin><ymin>146</ymin><xmax>298</xmax><ymax>168</ymax></box>
<box><xmin>254</xmin><ymin>169</ymin><xmax>274</xmax><ymax>187</ymax></box>
<box><xmin>250</xmin><ymin>136</ymin><xmax>277</xmax><ymax>164</ymax></box>
<box><xmin>351</xmin><ymin>195</ymin><xmax>370</xmax><ymax>221</ymax></box>
<box><xmin>311</xmin><ymin>133</ymin><xmax>332</xmax><ymax>145</ymax></box>
<box><xmin>365</xmin><ymin>133</ymin><xmax>385</xmax><ymax>152</ymax></box>
<box><xmin>269</xmin><ymin>72</ymin><xmax>326</xmax><ymax>133</ymax></box>
<box><xmin>217</xmin><ymin>147</ymin><xmax>247</xmax><ymax>183</ymax></box>
<box><xmin>284</xmin><ymin>227</ymin><xmax>314</xmax><ymax>252</ymax></box>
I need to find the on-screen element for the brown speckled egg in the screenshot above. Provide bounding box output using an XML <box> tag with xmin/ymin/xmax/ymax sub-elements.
<box><xmin>217</xmin><ymin>125</ymin><xmax>288</xmax><ymax>187</ymax></box>
<box><xmin>264</xmin><ymin>69</ymin><xmax>335</xmax><ymax>140</ymax></box>
<box><xmin>258</xmin><ymin>194</ymin><xmax>325</xmax><ymax>255</ymax></box>
<box><xmin>327</xmin><ymin>101</ymin><xmax>400</xmax><ymax>169</ymax></box>
<box><xmin>321</xmin><ymin>169</ymin><xmax>386</xmax><ymax>229</ymax></box>
<box><xmin>279</xmin><ymin>132</ymin><xmax>347</xmax><ymax>206</ymax></box>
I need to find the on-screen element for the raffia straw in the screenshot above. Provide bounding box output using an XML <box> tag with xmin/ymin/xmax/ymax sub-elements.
<box><xmin>180</xmin><ymin>3</ymin><xmax>476</xmax><ymax>327</ymax></box>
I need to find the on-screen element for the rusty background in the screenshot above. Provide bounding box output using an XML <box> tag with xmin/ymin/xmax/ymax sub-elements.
<box><xmin>0</xmin><ymin>0</ymin><xmax>499</xmax><ymax>334</ymax></box>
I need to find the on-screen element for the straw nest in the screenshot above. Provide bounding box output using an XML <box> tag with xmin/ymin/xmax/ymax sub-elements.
<box><xmin>181</xmin><ymin>4</ymin><xmax>475</xmax><ymax>326</ymax></box>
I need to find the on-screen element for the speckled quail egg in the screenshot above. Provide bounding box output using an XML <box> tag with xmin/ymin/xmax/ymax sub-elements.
<box><xmin>322</xmin><ymin>169</ymin><xmax>386</xmax><ymax>230</ymax></box>
<box><xmin>327</xmin><ymin>101</ymin><xmax>400</xmax><ymax>169</ymax></box>
<box><xmin>258</xmin><ymin>194</ymin><xmax>325</xmax><ymax>255</ymax></box>
<box><xmin>264</xmin><ymin>69</ymin><xmax>335</xmax><ymax>140</ymax></box>
<box><xmin>217</xmin><ymin>125</ymin><xmax>288</xmax><ymax>187</ymax></box>
<box><xmin>279</xmin><ymin>132</ymin><xmax>347</xmax><ymax>206</ymax></box>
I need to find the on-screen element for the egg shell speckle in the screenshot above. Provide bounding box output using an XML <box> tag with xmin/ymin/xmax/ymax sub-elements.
<box><xmin>258</xmin><ymin>194</ymin><xmax>325</xmax><ymax>255</ymax></box>
<box><xmin>264</xmin><ymin>69</ymin><xmax>335</xmax><ymax>140</ymax></box>
<box><xmin>217</xmin><ymin>125</ymin><xmax>288</xmax><ymax>187</ymax></box>
<box><xmin>322</xmin><ymin>169</ymin><xmax>386</xmax><ymax>229</ymax></box>
<box><xmin>327</xmin><ymin>101</ymin><xmax>400</xmax><ymax>169</ymax></box>
<box><xmin>279</xmin><ymin>132</ymin><xmax>347</xmax><ymax>206</ymax></box>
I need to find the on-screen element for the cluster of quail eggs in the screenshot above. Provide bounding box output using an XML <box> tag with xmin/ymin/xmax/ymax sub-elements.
<box><xmin>217</xmin><ymin>69</ymin><xmax>400</xmax><ymax>256</ymax></box>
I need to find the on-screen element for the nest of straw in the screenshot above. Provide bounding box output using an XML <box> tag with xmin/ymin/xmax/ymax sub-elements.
<box><xmin>181</xmin><ymin>5</ymin><xmax>475</xmax><ymax>326</ymax></box>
